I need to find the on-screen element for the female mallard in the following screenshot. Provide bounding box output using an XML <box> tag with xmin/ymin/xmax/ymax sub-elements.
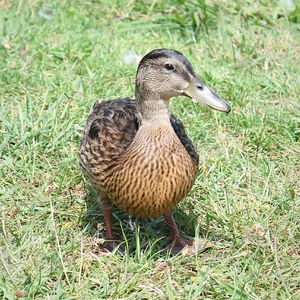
<box><xmin>80</xmin><ymin>49</ymin><xmax>231</xmax><ymax>254</ymax></box>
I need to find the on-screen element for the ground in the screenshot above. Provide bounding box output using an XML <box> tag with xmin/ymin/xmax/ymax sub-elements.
<box><xmin>0</xmin><ymin>0</ymin><xmax>299</xmax><ymax>299</ymax></box>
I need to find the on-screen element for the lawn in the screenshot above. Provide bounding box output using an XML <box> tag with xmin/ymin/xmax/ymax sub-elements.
<box><xmin>0</xmin><ymin>0</ymin><xmax>299</xmax><ymax>299</ymax></box>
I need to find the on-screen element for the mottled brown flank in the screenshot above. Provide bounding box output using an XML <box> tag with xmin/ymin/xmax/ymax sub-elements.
<box><xmin>79</xmin><ymin>98</ymin><xmax>199</xmax><ymax>219</ymax></box>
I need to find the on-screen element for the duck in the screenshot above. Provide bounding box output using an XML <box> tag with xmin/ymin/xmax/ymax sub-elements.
<box><xmin>79</xmin><ymin>49</ymin><xmax>231</xmax><ymax>254</ymax></box>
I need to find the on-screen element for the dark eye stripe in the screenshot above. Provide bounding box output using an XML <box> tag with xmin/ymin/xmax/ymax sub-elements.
<box><xmin>165</xmin><ymin>63</ymin><xmax>175</xmax><ymax>71</ymax></box>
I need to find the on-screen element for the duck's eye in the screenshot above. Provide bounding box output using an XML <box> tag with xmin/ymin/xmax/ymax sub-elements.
<box><xmin>165</xmin><ymin>63</ymin><xmax>175</xmax><ymax>71</ymax></box>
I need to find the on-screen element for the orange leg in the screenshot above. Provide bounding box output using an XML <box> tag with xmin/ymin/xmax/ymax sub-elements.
<box><xmin>164</xmin><ymin>211</ymin><xmax>212</xmax><ymax>255</ymax></box>
<box><xmin>164</xmin><ymin>211</ymin><xmax>180</xmax><ymax>240</ymax></box>
<box><xmin>102</xmin><ymin>198</ymin><xmax>113</xmax><ymax>247</ymax></box>
<box><xmin>99</xmin><ymin>196</ymin><xmax>124</xmax><ymax>252</ymax></box>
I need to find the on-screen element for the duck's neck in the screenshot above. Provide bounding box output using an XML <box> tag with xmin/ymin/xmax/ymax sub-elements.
<box><xmin>135</xmin><ymin>89</ymin><xmax>171</xmax><ymax>125</ymax></box>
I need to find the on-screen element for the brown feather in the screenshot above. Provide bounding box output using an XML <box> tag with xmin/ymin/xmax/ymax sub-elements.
<box><xmin>79</xmin><ymin>97</ymin><xmax>199</xmax><ymax>218</ymax></box>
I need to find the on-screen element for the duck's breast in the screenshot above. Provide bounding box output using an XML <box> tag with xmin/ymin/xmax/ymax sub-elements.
<box><xmin>107</xmin><ymin>124</ymin><xmax>198</xmax><ymax>218</ymax></box>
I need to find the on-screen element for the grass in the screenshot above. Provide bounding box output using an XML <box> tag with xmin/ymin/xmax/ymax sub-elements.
<box><xmin>0</xmin><ymin>0</ymin><xmax>299</xmax><ymax>298</ymax></box>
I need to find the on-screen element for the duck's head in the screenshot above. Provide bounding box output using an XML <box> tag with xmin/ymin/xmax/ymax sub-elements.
<box><xmin>135</xmin><ymin>49</ymin><xmax>231</xmax><ymax>120</ymax></box>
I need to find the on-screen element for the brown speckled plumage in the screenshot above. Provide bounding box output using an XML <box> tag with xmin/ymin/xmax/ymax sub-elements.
<box><xmin>79</xmin><ymin>49</ymin><xmax>230</xmax><ymax>253</ymax></box>
<box><xmin>80</xmin><ymin>98</ymin><xmax>198</xmax><ymax>218</ymax></box>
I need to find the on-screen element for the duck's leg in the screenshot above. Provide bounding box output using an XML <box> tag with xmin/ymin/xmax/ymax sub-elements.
<box><xmin>101</xmin><ymin>197</ymin><xmax>114</xmax><ymax>251</ymax></box>
<box><xmin>164</xmin><ymin>211</ymin><xmax>193</xmax><ymax>250</ymax></box>
<box><xmin>164</xmin><ymin>211</ymin><xmax>212</xmax><ymax>255</ymax></box>
<box><xmin>98</xmin><ymin>194</ymin><xmax>123</xmax><ymax>252</ymax></box>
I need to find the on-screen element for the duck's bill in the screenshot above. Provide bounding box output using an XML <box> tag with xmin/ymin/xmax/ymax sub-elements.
<box><xmin>183</xmin><ymin>82</ymin><xmax>231</xmax><ymax>113</ymax></box>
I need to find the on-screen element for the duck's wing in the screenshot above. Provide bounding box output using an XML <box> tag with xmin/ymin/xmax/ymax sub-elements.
<box><xmin>86</xmin><ymin>98</ymin><xmax>139</xmax><ymax>151</ymax></box>
<box><xmin>170</xmin><ymin>114</ymin><xmax>199</xmax><ymax>166</ymax></box>
<box><xmin>79</xmin><ymin>98</ymin><xmax>140</xmax><ymax>181</ymax></box>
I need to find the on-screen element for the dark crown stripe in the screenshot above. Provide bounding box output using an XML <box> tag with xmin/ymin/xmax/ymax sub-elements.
<box><xmin>142</xmin><ymin>49</ymin><xmax>184</xmax><ymax>60</ymax></box>
<box><xmin>139</xmin><ymin>48</ymin><xmax>196</xmax><ymax>77</ymax></box>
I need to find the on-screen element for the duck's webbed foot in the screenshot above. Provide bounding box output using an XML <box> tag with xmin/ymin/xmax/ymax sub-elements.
<box><xmin>102</xmin><ymin>239</ymin><xmax>124</xmax><ymax>253</ymax></box>
<box><xmin>164</xmin><ymin>211</ymin><xmax>213</xmax><ymax>255</ymax></box>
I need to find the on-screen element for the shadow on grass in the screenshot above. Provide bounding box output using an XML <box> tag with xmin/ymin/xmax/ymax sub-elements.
<box><xmin>81</xmin><ymin>186</ymin><xmax>207</xmax><ymax>256</ymax></box>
